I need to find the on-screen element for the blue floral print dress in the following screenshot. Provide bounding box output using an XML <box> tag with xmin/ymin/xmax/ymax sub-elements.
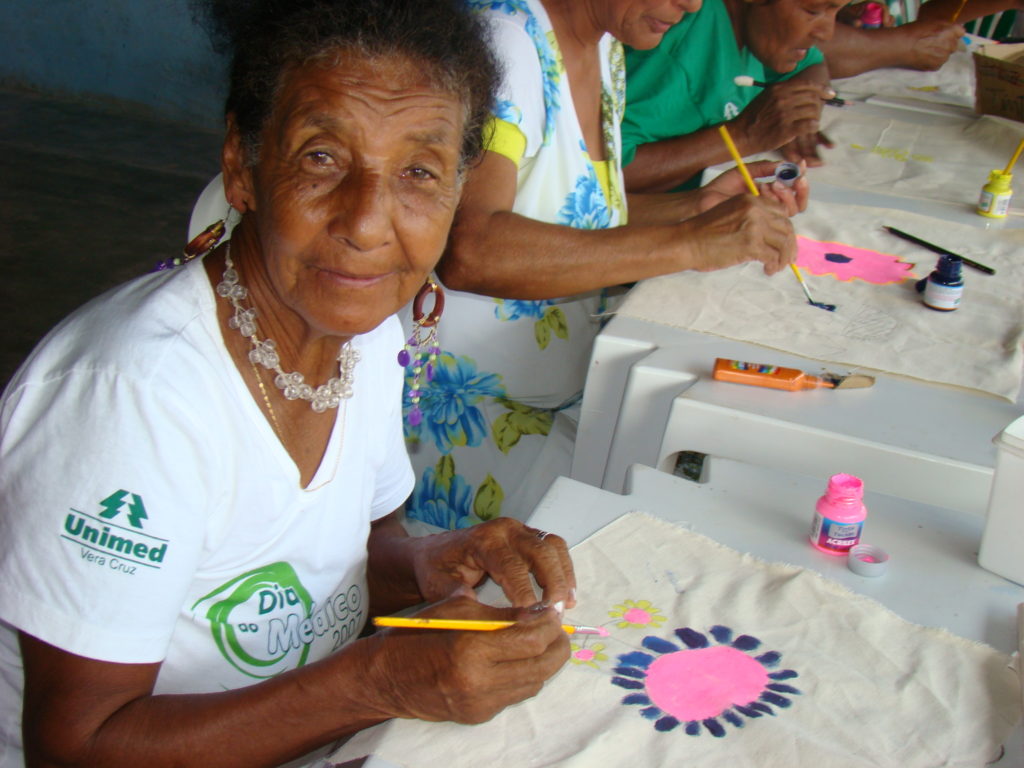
<box><xmin>403</xmin><ymin>0</ymin><xmax>627</xmax><ymax>527</ymax></box>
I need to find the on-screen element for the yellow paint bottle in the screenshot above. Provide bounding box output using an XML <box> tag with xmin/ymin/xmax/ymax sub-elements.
<box><xmin>978</xmin><ymin>170</ymin><xmax>1013</xmax><ymax>219</ymax></box>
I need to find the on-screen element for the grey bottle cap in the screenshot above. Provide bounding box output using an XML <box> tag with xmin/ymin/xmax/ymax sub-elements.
<box><xmin>848</xmin><ymin>544</ymin><xmax>889</xmax><ymax>577</ymax></box>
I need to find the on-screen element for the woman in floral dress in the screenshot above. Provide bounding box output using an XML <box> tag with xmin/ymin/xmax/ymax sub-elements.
<box><xmin>404</xmin><ymin>0</ymin><xmax>808</xmax><ymax>527</ymax></box>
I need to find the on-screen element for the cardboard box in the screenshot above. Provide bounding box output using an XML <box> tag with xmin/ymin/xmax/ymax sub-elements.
<box><xmin>974</xmin><ymin>42</ymin><xmax>1024</xmax><ymax>123</ymax></box>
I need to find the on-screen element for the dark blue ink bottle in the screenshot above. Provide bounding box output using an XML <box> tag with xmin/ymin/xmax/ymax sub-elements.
<box><xmin>915</xmin><ymin>254</ymin><xmax>963</xmax><ymax>311</ymax></box>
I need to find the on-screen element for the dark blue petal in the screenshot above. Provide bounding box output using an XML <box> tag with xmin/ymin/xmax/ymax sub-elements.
<box><xmin>761</xmin><ymin>692</ymin><xmax>792</xmax><ymax>708</ymax></box>
<box><xmin>617</xmin><ymin>651</ymin><xmax>655</xmax><ymax>668</ymax></box>
<box><xmin>756</xmin><ymin>651</ymin><xmax>781</xmax><ymax>668</ymax></box>
<box><xmin>709</xmin><ymin>625</ymin><xmax>733</xmax><ymax>644</ymax></box>
<box><xmin>732</xmin><ymin>634</ymin><xmax>761</xmax><ymax>651</ymax></box>
<box><xmin>641</xmin><ymin>706</ymin><xmax>662</xmax><ymax>720</ymax></box>
<box><xmin>612</xmin><ymin>666</ymin><xmax>647</xmax><ymax>679</ymax></box>
<box><xmin>769</xmin><ymin>669</ymin><xmax>798</xmax><ymax>680</ymax></box>
<box><xmin>674</xmin><ymin>628</ymin><xmax>709</xmax><ymax>648</ymax></box>
<box><xmin>723</xmin><ymin>711</ymin><xmax>744</xmax><ymax>728</ymax></box>
<box><xmin>685</xmin><ymin>721</ymin><xmax>701</xmax><ymax>736</ymax></box>
<box><xmin>734</xmin><ymin>705</ymin><xmax>762</xmax><ymax>718</ymax></box>
<box><xmin>622</xmin><ymin>693</ymin><xmax>650</xmax><ymax>706</ymax></box>
<box><xmin>655</xmin><ymin>716</ymin><xmax>680</xmax><ymax>732</ymax></box>
<box><xmin>611</xmin><ymin>677</ymin><xmax>645</xmax><ymax>690</ymax></box>
<box><xmin>825</xmin><ymin>252</ymin><xmax>853</xmax><ymax>263</ymax></box>
<box><xmin>642</xmin><ymin>636</ymin><xmax>680</xmax><ymax>655</ymax></box>
<box><xmin>767</xmin><ymin>683</ymin><xmax>801</xmax><ymax>695</ymax></box>
<box><xmin>703</xmin><ymin>718</ymin><xmax>726</xmax><ymax>737</ymax></box>
<box><xmin>750</xmin><ymin>702</ymin><xmax>775</xmax><ymax>716</ymax></box>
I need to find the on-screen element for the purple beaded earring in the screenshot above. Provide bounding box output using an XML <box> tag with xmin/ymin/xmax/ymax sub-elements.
<box><xmin>399</xmin><ymin>278</ymin><xmax>445</xmax><ymax>427</ymax></box>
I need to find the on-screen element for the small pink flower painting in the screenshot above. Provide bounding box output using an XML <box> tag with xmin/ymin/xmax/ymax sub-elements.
<box><xmin>570</xmin><ymin>642</ymin><xmax>609</xmax><ymax>669</ymax></box>
<box><xmin>609</xmin><ymin>599</ymin><xmax>666</xmax><ymax>630</ymax></box>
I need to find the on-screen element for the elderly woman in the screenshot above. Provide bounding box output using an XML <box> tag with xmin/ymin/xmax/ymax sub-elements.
<box><xmin>0</xmin><ymin>1</ymin><xmax>575</xmax><ymax>766</ymax></box>
<box><xmin>403</xmin><ymin>0</ymin><xmax>807</xmax><ymax>528</ymax></box>
<box><xmin>622</xmin><ymin>0</ymin><xmax>840</xmax><ymax>194</ymax></box>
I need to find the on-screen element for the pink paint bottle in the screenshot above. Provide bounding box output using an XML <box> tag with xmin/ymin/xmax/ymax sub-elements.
<box><xmin>809</xmin><ymin>474</ymin><xmax>866</xmax><ymax>555</ymax></box>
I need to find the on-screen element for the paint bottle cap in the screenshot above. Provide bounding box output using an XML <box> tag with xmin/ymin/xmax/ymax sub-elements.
<box><xmin>987</xmin><ymin>169</ymin><xmax>1012</xmax><ymax>193</ymax></box>
<box><xmin>860</xmin><ymin>2</ymin><xmax>884</xmax><ymax>26</ymax></box>
<box><xmin>848</xmin><ymin>544</ymin><xmax>889</xmax><ymax>577</ymax></box>
<box><xmin>774</xmin><ymin>162</ymin><xmax>802</xmax><ymax>188</ymax></box>
<box><xmin>933</xmin><ymin>253</ymin><xmax>962</xmax><ymax>282</ymax></box>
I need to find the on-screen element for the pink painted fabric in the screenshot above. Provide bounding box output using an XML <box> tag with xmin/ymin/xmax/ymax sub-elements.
<box><xmin>796</xmin><ymin>236</ymin><xmax>915</xmax><ymax>285</ymax></box>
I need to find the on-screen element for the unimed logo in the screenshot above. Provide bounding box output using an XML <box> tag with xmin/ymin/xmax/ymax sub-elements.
<box><xmin>59</xmin><ymin>490</ymin><xmax>169</xmax><ymax>575</ymax></box>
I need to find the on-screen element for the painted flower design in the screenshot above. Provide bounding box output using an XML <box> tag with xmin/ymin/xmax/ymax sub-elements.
<box><xmin>403</xmin><ymin>352</ymin><xmax>504</xmax><ymax>454</ymax></box>
<box><xmin>406</xmin><ymin>461</ymin><xmax>475</xmax><ymax>530</ymax></box>
<box><xmin>570</xmin><ymin>641</ymin><xmax>609</xmax><ymax>669</ymax></box>
<box><xmin>612</xmin><ymin>625</ymin><xmax>801</xmax><ymax>737</ymax></box>
<box><xmin>493</xmin><ymin>99</ymin><xmax>523</xmax><ymax>127</ymax></box>
<box><xmin>557</xmin><ymin>147</ymin><xmax>611</xmax><ymax>230</ymax></box>
<box><xmin>494</xmin><ymin>298</ymin><xmax>552</xmax><ymax>322</ymax></box>
<box><xmin>467</xmin><ymin>0</ymin><xmax>560</xmax><ymax>145</ymax></box>
<box><xmin>608</xmin><ymin>599</ymin><xmax>666</xmax><ymax>629</ymax></box>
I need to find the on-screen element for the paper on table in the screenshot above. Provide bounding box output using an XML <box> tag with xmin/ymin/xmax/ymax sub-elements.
<box><xmin>328</xmin><ymin>512</ymin><xmax>1020</xmax><ymax>768</ymax></box>
<box><xmin>616</xmin><ymin>199</ymin><xmax>1024</xmax><ymax>400</ymax></box>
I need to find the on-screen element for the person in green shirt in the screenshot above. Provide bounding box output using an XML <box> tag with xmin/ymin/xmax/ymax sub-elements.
<box><xmin>622</xmin><ymin>0</ymin><xmax>843</xmax><ymax>193</ymax></box>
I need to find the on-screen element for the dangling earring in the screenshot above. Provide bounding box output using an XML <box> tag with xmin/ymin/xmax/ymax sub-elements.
<box><xmin>156</xmin><ymin>207</ymin><xmax>233</xmax><ymax>271</ymax></box>
<box><xmin>399</xmin><ymin>277</ymin><xmax>445</xmax><ymax>427</ymax></box>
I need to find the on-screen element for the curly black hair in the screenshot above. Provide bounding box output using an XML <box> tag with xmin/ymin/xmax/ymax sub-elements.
<box><xmin>192</xmin><ymin>0</ymin><xmax>500</xmax><ymax>171</ymax></box>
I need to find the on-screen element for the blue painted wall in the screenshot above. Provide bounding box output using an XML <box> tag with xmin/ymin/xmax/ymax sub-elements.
<box><xmin>0</xmin><ymin>0</ymin><xmax>226</xmax><ymax>129</ymax></box>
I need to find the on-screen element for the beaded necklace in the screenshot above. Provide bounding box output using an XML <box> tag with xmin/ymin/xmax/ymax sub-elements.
<box><xmin>216</xmin><ymin>245</ymin><xmax>359</xmax><ymax>413</ymax></box>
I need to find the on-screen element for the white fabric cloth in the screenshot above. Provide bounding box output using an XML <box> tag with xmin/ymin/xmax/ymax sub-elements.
<box><xmin>615</xmin><ymin>199</ymin><xmax>1024</xmax><ymax>400</ymax></box>
<box><xmin>832</xmin><ymin>44</ymin><xmax>978</xmax><ymax>108</ymax></box>
<box><xmin>329</xmin><ymin>511</ymin><xmax>1021</xmax><ymax>767</ymax></box>
<box><xmin>812</xmin><ymin>104</ymin><xmax>1024</xmax><ymax>211</ymax></box>
<box><xmin>0</xmin><ymin>257</ymin><xmax>413</xmax><ymax>768</ymax></box>
<box><xmin>402</xmin><ymin>0</ymin><xmax>627</xmax><ymax>527</ymax></box>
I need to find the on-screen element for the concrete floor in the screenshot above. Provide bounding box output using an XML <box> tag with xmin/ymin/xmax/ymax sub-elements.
<box><xmin>0</xmin><ymin>86</ymin><xmax>223</xmax><ymax>388</ymax></box>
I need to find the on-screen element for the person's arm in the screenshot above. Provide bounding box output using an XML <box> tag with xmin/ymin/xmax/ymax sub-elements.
<box><xmin>624</xmin><ymin>72</ymin><xmax>832</xmax><ymax>194</ymax></box>
<box><xmin>21</xmin><ymin>599</ymin><xmax>566</xmax><ymax>768</ymax></box>
<box><xmin>777</xmin><ymin>63</ymin><xmax>836</xmax><ymax>165</ymax></box>
<box><xmin>819</xmin><ymin>20</ymin><xmax>964</xmax><ymax>77</ymax></box>
<box><xmin>20</xmin><ymin>513</ymin><xmax>576</xmax><ymax>768</ymax></box>
<box><xmin>917</xmin><ymin>0</ymin><xmax>1024</xmax><ymax>25</ymax></box>
<box><xmin>439</xmin><ymin>151</ymin><xmax>799</xmax><ymax>299</ymax></box>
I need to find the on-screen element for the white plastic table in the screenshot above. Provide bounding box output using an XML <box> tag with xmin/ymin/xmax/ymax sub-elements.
<box><xmin>572</xmin><ymin>97</ymin><xmax>1024</xmax><ymax>517</ymax></box>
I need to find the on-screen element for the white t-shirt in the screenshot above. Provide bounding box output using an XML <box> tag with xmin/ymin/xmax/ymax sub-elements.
<box><xmin>0</xmin><ymin>257</ymin><xmax>413</xmax><ymax>767</ymax></box>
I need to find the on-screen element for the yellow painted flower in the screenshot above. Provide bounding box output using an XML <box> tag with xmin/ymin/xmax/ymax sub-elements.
<box><xmin>570</xmin><ymin>641</ymin><xmax>608</xmax><ymax>669</ymax></box>
<box><xmin>608</xmin><ymin>599</ymin><xmax>666</xmax><ymax>629</ymax></box>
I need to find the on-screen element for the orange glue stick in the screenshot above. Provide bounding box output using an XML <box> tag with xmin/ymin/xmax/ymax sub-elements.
<box><xmin>712</xmin><ymin>358</ymin><xmax>835</xmax><ymax>391</ymax></box>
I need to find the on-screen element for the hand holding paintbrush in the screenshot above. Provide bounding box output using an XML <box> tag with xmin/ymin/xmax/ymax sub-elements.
<box><xmin>717</xmin><ymin>124</ymin><xmax>836</xmax><ymax>312</ymax></box>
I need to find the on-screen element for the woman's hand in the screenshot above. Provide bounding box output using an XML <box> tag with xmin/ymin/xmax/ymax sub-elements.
<box><xmin>411</xmin><ymin>518</ymin><xmax>576</xmax><ymax>609</ymax></box>
<box><xmin>359</xmin><ymin>595</ymin><xmax>569</xmax><ymax>724</ymax></box>
<box><xmin>734</xmin><ymin>81</ymin><xmax>831</xmax><ymax>162</ymax></box>
<box><xmin>900</xmin><ymin>20</ymin><xmax>964</xmax><ymax>71</ymax></box>
<box><xmin>699</xmin><ymin>160</ymin><xmax>810</xmax><ymax>217</ymax></box>
<box><xmin>678</xmin><ymin>192</ymin><xmax>797</xmax><ymax>276</ymax></box>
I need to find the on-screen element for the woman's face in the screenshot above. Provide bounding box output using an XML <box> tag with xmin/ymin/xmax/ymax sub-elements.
<box><xmin>605</xmin><ymin>0</ymin><xmax>703</xmax><ymax>50</ymax></box>
<box><xmin>744</xmin><ymin>0</ymin><xmax>844</xmax><ymax>73</ymax></box>
<box><xmin>225</xmin><ymin>54</ymin><xmax>465</xmax><ymax>339</ymax></box>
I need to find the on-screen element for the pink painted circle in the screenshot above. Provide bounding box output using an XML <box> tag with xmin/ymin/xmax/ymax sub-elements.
<box><xmin>574</xmin><ymin>648</ymin><xmax>596</xmax><ymax>662</ymax></box>
<box><xmin>623</xmin><ymin>607</ymin><xmax>652</xmax><ymax>624</ymax></box>
<box><xmin>645</xmin><ymin>645</ymin><xmax>769</xmax><ymax>721</ymax></box>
